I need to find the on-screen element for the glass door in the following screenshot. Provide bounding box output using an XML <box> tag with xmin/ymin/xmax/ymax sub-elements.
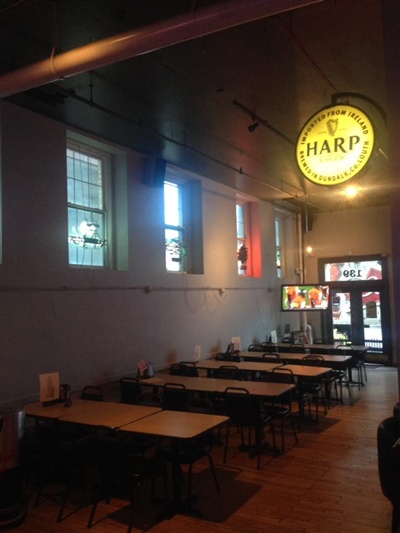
<box><xmin>332</xmin><ymin>291</ymin><xmax>352</xmax><ymax>343</ymax></box>
<box><xmin>362</xmin><ymin>290</ymin><xmax>383</xmax><ymax>352</ymax></box>
<box><xmin>319</xmin><ymin>256</ymin><xmax>391</xmax><ymax>360</ymax></box>
<box><xmin>331</xmin><ymin>288</ymin><xmax>383</xmax><ymax>351</ymax></box>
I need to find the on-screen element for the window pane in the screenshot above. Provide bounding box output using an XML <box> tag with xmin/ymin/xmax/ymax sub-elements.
<box><xmin>165</xmin><ymin>228</ymin><xmax>185</xmax><ymax>272</ymax></box>
<box><xmin>275</xmin><ymin>218</ymin><xmax>281</xmax><ymax>247</ymax></box>
<box><xmin>68</xmin><ymin>207</ymin><xmax>105</xmax><ymax>266</ymax></box>
<box><xmin>67</xmin><ymin>146</ymin><xmax>107</xmax><ymax>267</ymax></box>
<box><xmin>67</xmin><ymin>149</ymin><xmax>103</xmax><ymax>209</ymax></box>
<box><xmin>164</xmin><ymin>181</ymin><xmax>182</xmax><ymax>226</ymax></box>
<box><xmin>236</xmin><ymin>204</ymin><xmax>245</xmax><ymax>238</ymax></box>
<box><xmin>164</xmin><ymin>180</ymin><xmax>185</xmax><ymax>272</ymax></box>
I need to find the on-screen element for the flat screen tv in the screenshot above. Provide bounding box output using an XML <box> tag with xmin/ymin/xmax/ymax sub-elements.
<box><xmin>281</xmin><ymin>284</ymin><xmax>330</xmax><ymax>311</ymax></box>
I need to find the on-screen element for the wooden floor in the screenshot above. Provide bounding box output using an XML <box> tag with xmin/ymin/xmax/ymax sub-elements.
<box><xmin>12</xmin><ymin>365</ymin><xmax>399</xmax><ymax>533</ymax></box>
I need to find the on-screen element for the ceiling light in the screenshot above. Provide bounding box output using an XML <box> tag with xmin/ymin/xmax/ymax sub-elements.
<box><xmin>344</xmin><ymin>185</ymin><xmax>358</xmax><ymax>198</ymax></box>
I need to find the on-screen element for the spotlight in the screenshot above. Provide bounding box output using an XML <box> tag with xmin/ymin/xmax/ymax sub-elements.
<box><xmin>248</xmin><ymin>121</ymin><xmax>259</xmax><ymax>133</ymax></box>
<box><xmin>345</xmin><ymin>185</ymin><xmax>358</xmax><ymax>198</ymax></box>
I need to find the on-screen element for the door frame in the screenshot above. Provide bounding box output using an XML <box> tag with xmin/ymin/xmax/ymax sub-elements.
<box><xmin>318</xmin><ymin>254</ymin><xmax>392</xmax><ymax>361</ymax></box>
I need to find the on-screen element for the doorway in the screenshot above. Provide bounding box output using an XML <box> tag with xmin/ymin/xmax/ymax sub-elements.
<box><xmin>319</xmin><ymin>255</ymin><xmax>391</xmax><ymax>361</ymax></box>
<box><xmin>331</xmin><ymin>288</ymin><xmax>383</xmax><ymax>351</ymax></box>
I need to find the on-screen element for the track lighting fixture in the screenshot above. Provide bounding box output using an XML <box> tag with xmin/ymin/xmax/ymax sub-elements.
<box><xmin>248</xmin><ymin>121</ymin><xmax>259</xmax><ymax>133</ymax></box>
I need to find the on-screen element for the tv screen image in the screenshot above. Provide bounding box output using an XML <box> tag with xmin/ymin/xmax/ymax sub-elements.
<box><xmin>281</xmin><ymin>284</ymin><xmax>330</xmax><ymax>311</ymax></box>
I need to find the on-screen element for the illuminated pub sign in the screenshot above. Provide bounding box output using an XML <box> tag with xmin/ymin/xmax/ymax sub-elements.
<box><xmin>296</xmin><ymin>104</ymin><xmax>375</xmax><ymax>185</ymax></box>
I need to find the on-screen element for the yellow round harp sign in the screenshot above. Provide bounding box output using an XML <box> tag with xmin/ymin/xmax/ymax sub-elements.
<box><xmin>296</xmin><ymin>104</ymin><xmax>375</xmax><ymax>186</ymax></box>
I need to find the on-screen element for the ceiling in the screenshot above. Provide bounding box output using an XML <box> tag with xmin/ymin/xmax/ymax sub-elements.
<box><xmin>0</xmin><ymin>0</ymin><xmax>397</xmax><ymax>214</ymax></box>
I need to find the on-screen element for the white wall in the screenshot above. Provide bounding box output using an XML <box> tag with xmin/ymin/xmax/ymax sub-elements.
<box><xmin>304</xmin><ymin>206</ymin><xmax>392</xmax><ymax>282</ymax></box>
<box><xmin>0</xmin><ymin>102</ymin><xmax>283</xmax><ymax>405</ymax></box>
<box><xmin>2</xmin><ymin>102</ymin><xmax>395</xmax><ymax>406</ymax></box>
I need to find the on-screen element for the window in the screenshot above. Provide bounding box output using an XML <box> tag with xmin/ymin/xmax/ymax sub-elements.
<box><xmin>164</xmin><ymin>180</ymin><xmax>185</xmax><ymax>272</ymax></box>
<box><xmin>163</xmin><ymin>168</ymin><xmax>203</xmax><ymax>274</ymax></box>
<box><xmin>67</xmin><ymin>145</ymin><xmax>109</xmax><ymax>267</ymax></box>
<box><xmin>236</xmin><ymin>197</ymin><xmax>261</xmax><ymax>278</ymax></box>
<box><xmin>275</xmin><ymin>216</ymin><xmax>283</xmax><ymax>278</ymax></box>
<box><xmin>236</xmin><ymin>203</ymin><xmax>248</xmax><ymax>275</ymax></box>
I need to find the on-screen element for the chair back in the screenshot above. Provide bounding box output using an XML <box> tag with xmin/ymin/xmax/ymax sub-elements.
<box><xmin>92</xmin><ymin>433</ymin><xmax>130</xmax><ymax>491</ymax></box>
<box><xmin>336</xmin><ymin>344</ymin><xmax>354</xmax><ymax>356</ymax></box>
<box><xmin>120</xmin><ymin>377</ymin><xmax>142</xmax><ymax>404</ymax></box>
<box><xmin>81</xmin><ymin>385</ymin><xmax>103</xmax><ymax>401</ymax></box>
<box><xmin>169</xmin><ymin>362</ymin><xmax>199</xmax><ymax>377</ymax></box>
<box><xmin>261</xmin><ymin>342</ymin><xmax>278</xmax><ymax>353</ymax></box>
<box><xmin>268</xmin><ymin>367</ymin><xmax>295</xmax><ymax>384</ymax></box>
<box><xmin>224</xmin><ymin>387</ymin><xmax>259</xmax><ymax>425</ymax></box>
<box><xmin>377</xmin><ymin>417</ymin><xmax>400</xmax><ymax>503</ymax></box>
<box><xmin>214</xmin><ymin>365</ymin><xmax>241</xmax><ymax>381</ymax></box>
<box><xmin>262</xmin><ymin>352</ymin><xmax>282</xmax><ymax>363</ymax></box>
<box><xmin>162</xmin><ymin>383</ymin><xmax>188</xmax><ymax>412</ymax></box>
<box><xmin>248</xmin><ymin>344</ymin><xmax>264</xmax><ymax>352</ymax></box>
<box><xmin>290</xmin><ymin>343</ymin><xmax>306</xmax><ymax>353</ymax></box>
<box><xmin>216</xmin><ymin>352</ymin><xmax>241</xmax><ymax>362</ymax></box>
<box><xmin>301</xmin><ymin>355</ymin><xmax>324</xmax><ymax>366</ymax></box>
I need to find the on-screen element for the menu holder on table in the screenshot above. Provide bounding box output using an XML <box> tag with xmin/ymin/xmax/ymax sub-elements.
<box><xmin>39</xmin><ymin>372</ymin><xmax>60</xmax><ymax>406</ymax></box>
<box><xmin>137</xmin><ymin>359</ymin><xmax>154</xmax><ymax>379</ymax></box>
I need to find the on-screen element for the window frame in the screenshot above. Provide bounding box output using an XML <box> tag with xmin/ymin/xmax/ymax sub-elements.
<box><xmin>163</xmin><ymin>166</ymin><xmax>204</xmax><ymax>275</ymax></box>
<box><xmin>67</xmin><ymin>141</ymin><xmax>112</xmax><ymax>268</ymax></box>
<box><xmin>275</xmin><ymin>214</ymin><xmax>283</xmax><ymax>279</ymax></box>
<box><xmin>236</xmin><ymin>196</ymin><xmax>261</xmax><ymax>278</ymax></box>
<box><xmin>164</xmin><ymin>179</ymin><xmax>186</xmax><ymax>272</ymax></box>
<box><xmin>236</xmin><ymin>201</ymin><xmax>250</xmax><ymax>276</ymax></box>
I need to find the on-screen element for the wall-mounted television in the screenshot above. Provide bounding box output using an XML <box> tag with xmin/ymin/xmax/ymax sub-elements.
<box><xmin>281</xmin><ymin>284</ymin><xmax>331</xmax><ymax>311</ymax></box>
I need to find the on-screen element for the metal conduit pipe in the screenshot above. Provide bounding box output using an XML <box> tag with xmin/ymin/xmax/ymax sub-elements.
<box><xmin>0</xmin><ymin>0</ymin><xmax>321</xmax><ymax>98</ymax></box>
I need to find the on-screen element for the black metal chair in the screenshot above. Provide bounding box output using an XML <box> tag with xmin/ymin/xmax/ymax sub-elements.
<box><xmin>377</xmin><ymin>417</ymin><xmax>400</xmax><ymax>533</ymax></box>
<box><xmin>215</xmin><ymin>352</ymin><xmax>241</xmax><ymax>362</ymax></box>
<box><xmin>290</xmin><ymin>343</ymin><xmax>306</xmax><ymax>353</ymax></box>
<box><xmin>223</xmin><ymin>387</ymin><xmax>275</xmax><ymax>469</ymax></box>
<box><xmin>81</xmin><ymin>386</ymin><xmax>103</xmax><ymax>402</ymax></box>
<box><xmin>327</xmin><ymin>352</ymin><xmax>352</xmax><ymax>405</ymax></box>
<box><xmin>169</xmin><ymin>361</ymin><xmax>199</xmax><ymax>377</ymax></box>
<box><xmin>300</xmin><ymin>355</ymin><xmax>328</xmax><ymax>421</ymax></box>
<box><xmin>260</xmin><ymin>342</ymin><xmax>278</xmax><ymax>353</ymax></box>
<box><xmin>248</xmin><ymin>343</ymin><xmax>265</xmax><ymax>352</ymax></box>
<box><xmin>157</xmin><ymin>385</ymin><xmax>220</xmax><ymax>510</ymax></box>
<box><xmin>262</xmin><ymin>352</ymin><xmax>283</xmax><ymax>363</ymax></box>
<box><xmin>211</xmin><ymin>365</ymin><xmax>242</xmax><ymax>414</ymax></box>
<box><xmin>336</xmin><ymin>344</ymin><xmax>367</xmax><ymax>389</ymax></box>
<box><xmin>88</xmin><ymin>432</ymin><xmax>167</xmax><ymax>533</ymax></box>
<box><xmin>161</xmin><ymin>383</ymin><xmax>189</xmax><ymax>412</ymax></box>
<box><xmin>214</xmin><ymin>365</ymin><xmax>241</xmax><ymax>381</ymax></box>
<box><xmin>263</xmin><ymin>368</ymin><xmax>298</xmax><ymax>454</ymax></box>
<box><xmin>120</xmin><ymin>377</ymin><xmax>145</xmax><ymax>404</ymax></box>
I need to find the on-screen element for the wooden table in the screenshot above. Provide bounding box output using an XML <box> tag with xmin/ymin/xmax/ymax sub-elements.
<box><xmin>259</xmin><ymin>343</ymin><xmax>368</xmax><ymax>354</ymax></box>
<box><xmin>195</xmin><ymin>359</ymin><xmax>281</xmax><ymax>379</ymax></box>
<box><xmin>59</xmin><ymin>402</ymin><xmax>161</xmax><ymax>429</ymax></box>
<box><xmin>25</xmin><ymin>399</ymin><xmax>161</xmax><ymax>428</ymax></box>
<box><xmin>276</xmin><ymin>364</ymin><xmax>332</xmax><ymax>379</ymax></box>
<box><xmin>241</xmin><ymin>350</ymin><xmax>352</xmax><ymax>365</ymax></box>
<box><xmin>25</xmin><ymin>398</ymin><xmax>99</xmax><ymax>419</ymax></box>
<box><xmin>240</xmin><ymin>350</ymin><xmax>354</xmax><ymax>382</ymax></box>
<box><xmin>143</xmin><ymin>373</ymin><xmax>295</xmax><ymax>398</ymax></box>
<box><xmin>121</xmin><ymin>410</ymin><xmax>228</xmax><ymax>516</ymax></box>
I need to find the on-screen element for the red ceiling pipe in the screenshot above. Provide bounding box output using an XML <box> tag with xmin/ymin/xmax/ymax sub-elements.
<box><xmin>0</xmin><ymin>0</ymin><xmax>321</xmax><ymax>98</ymax></box>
